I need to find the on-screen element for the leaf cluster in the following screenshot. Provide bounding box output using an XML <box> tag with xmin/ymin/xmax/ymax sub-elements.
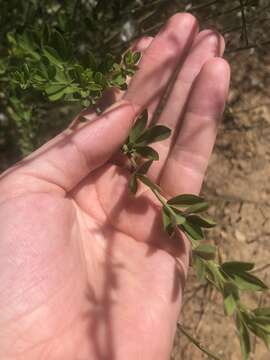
<box><xmin>4</xmin><ymin>29</ymin><xmax>140</xmax><ymax>107</ymax></box>
<box><xmin>122</xmin><ymin>110</ymin><xmax>270</xmax><ymax>360</ymax></box>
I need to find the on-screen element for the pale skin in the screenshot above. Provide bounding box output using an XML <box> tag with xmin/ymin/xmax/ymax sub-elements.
<box><xmin>0</xmin><ymin>13</ymin><xmax>230</xmax><ymax>360</ymax></box>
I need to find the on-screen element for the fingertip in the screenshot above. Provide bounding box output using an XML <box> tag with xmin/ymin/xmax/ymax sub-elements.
<box><xmin>132</xmin><ymin>36</ymin><xmax>153</xmax><ymax>52</ymax></box>
<box><xmin>186</xmin><ymin>57</ymin><xmax>230</xmax><ymax>118</ymax></box>
<box><xmin>168</xmin><ymin>12</ymin><xmax>198</xmax><ymax>33</ymax></box>
<box><xmin>194</xmin><ymin>29</ymin><xmax>225</xmax><ymax>56</ymax></box>
<box><xmin>203</xmin><ymin>57</ymin><xmax>231</xmax><ymax>90</ymax></box>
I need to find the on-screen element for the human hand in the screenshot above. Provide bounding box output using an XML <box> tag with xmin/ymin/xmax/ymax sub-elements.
<box><xmin>0</xmin><ymin>13</ymin><xmax>230</xmax><ymax>360</ymax></box>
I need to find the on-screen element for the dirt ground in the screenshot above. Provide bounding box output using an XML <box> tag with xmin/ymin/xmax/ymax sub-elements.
<box><xmin>171</xmin><ymin>50</ymin><xmax>270</xmax><ymax>359</ymax></box>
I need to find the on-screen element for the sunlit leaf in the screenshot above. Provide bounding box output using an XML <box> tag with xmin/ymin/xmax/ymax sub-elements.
<box><xmin>129</xmin><ymin>110</ymin><xmax>148</xmax><ymax>143</ymax></box>
<box><xmin>187</xmin><ymin>215</ymin><xmax>216</xmax><ymax>228</ymax></box>
<box><xmin>232</xmin><ymin>273</ymin><xmax>268</xmax><ymax>292</ymax></box>
<box><xmin>136</xmin><ymin>125</ymin><xmax>171</xmax><ymax>145</ymax></box>
<box><xmin>135</xmin><ymin>145</ymin><xmax>159</xmax><ymax>160</ymax></box>
<box><xmin>168</xmin><ymin>194</ymin><xmax>206</xmax><ymax>207</ymax></box>
<box><xmin>180</xmin><ymin>221</ymin><xmax>204</xmax><ymax>241</ymax></box>
<box><xmin>193</xmin><ymin>244</ymin><xmax>216</xmax><ymax>260</ymax></box>
<box><xmin>133</xmin><ymin>51</ymin><xmax>141</xmax><ymax>64</ymax></box>
<box><xmin>236</xmin><ymin>313</ymin><xmax>251</xmax><ymax>360</ymax></box>
<box><xmin>193</xmin><ymin>256</ymin><xmax>206</xmax><ymax>281</ymax></box>
<box><xmin>137</xmin><ymin>160</ymin><xmax>153</xmax><ymax>175</ymax></box>
<box><xmin>221</xmin><ymin>262</ymin><xmax>255</xmax><ymax>274</ymax></box>
<box><xmin>43</xmin><ymin>46</ymin><xmax>64</xmax><ymax>68</ymax></box>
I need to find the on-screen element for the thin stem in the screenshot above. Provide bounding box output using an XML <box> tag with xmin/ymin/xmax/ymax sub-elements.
<box><xmin>178</xmin><ymin>323</ymin><xmax>223</xmax><ymax>360</ymax></box>
<box><xmin>150</xmin><ymin>187</ymin><xmax>167</xmax><ymax>207</ymax></box>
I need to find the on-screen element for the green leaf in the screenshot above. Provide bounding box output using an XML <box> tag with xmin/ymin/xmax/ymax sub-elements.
<box><xmin>247</xmin><ymin>323</ymin><xmax>270</xmax><ymax>350</ymax></box>
<box><xmin>236</xmin><ymin>314</ymin><xmax>251</xmax><ymax>360</ymax></box>
<box><xmin>129</xmin><ymin>110</ymin><xmax>148</xmax><ymax>143</ymax></box>
<box><xmin>94</xmin><ymin>72</ymin><xmax>104</xmax><ymax>84</ymax></box>
<box><xmin>129</xmin><ymin>174</ymin><xmax>138</xmax><ymax>194</ymax></box>
<box><xmin>137</xmin><ymin>160</ymin><xmax>153</xmax><ymax>175</ymax></box>
<box><xmin>111</xmin><ymin>73</ymin><xmax>126</xmax><ymax>86</ymax></box>
<box><xmin>224</xmin><ymin>294</ymin><xmax>236</xmax><ymax>316</ymax></box>
<box><xmin>45</xmin><ymin>83</ymin><xmax>78</xmax><ymax>101</ymax></box>
<box><xmin>221</xmin><ymin>262</ymin><xmax>255</xmax><ymax>274</ymax></box>
<box><xmin>168</xmin><ymin>194</ymin><xmax>206</xmax><ymax>207</ymax></box>
<box><xmin>193</xmin><ymin>244</ymin><xmax>216</xmax><ymax>260</ymax></box>
<box><xmin>185</xmin><ymin>202</ymin><xmax>209</xmax><ymax>213</ymax></box>
<box><xmin>194</xmin><ymin>257</ymin><xmax>207</xmax><ymax>281</ymax></box>
<box><xmin>223</xmin><ymin>282</ymin><xmax>239</xmax><ymax>316</ymax></box>
<box><xmin>43</xmin><ymin>46</ymin><xmax>64</xmax><ymax>68</ymax></box>
<box><xmin>136</xmin><ymin>125</ymin><xmax>171</xmax><ymax>145</ymax></box>
<box><xmin>180</xmin><ymin>221</ymin><xmax>204</xmax><ymax>241</ymax></box>
<box><xmin>187</xmin><ymin>215</ymin><xmax>216</xmax><ymax>228</ymax></box>
<box><xmin>254</xmin><ymin>308</ymin><xmax>270</xmax><ymax>317</ymax></box>
<box><xmin>135</xmin><ymin>146</ymin><xmax>159</xmax><ymax>160</ymax></box>
<box><xmin>172</xmin><ymin>211</ymin><xmax>186</xmax><ymax>226</ymax></box>
<box><xmin>162</xmin><ymin>207</ymin><xmax>174</xmax><ymax>236</ymax></box>
<box><xmin>232</xmin><ymin>273</ymin><xmax>268</xmax><ymax>292</ymax></box>
<box><xmin>205</xmin><ymin>261</ymin><xmax>225</xmax><ymax>290</ymax></box>
<box><xmin>124</xmin><ymin>50</ymin><xmax>133</xmax><ymax>66</ymax></box>
<box><xmin>133</xmin><ymin>51</ymin><xmax>141</xmax><ymax>64</ymax></box>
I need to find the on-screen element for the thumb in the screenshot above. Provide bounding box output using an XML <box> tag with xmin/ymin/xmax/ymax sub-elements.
<box><xmin>3</xmin><ymin>100</ymin><xmax>135</xmax><ymax>193</ymax></box>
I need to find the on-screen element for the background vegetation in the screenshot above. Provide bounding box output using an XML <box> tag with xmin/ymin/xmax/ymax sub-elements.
<box><xmin>1</xmin><ymin>1</ymin><xmax>270</xmax><ymax>359</ymax></box>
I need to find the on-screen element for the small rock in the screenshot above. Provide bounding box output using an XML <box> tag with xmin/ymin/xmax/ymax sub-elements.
<box><xmin>235</xmin><ymin>230</ymin><xmax>246</xmax><ymax>243</ymax></box>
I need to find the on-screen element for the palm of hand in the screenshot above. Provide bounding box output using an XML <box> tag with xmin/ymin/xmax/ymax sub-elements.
<box><xmin>1</xmin><ymin>163</ymin><xmax>181</xmax><ymax>360</ymax></box>
<box><xmin>0</xmin><ymin>13</ymin><xmax>229</xmax><ymax>360</ymax></box>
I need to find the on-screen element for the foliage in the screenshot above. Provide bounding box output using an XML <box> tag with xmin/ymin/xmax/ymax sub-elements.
<box><xmin>123</xmin><ymin>111</ymin><xmax>270</xmax><ymax>360</ymax></box>
<box><xmin>0</xmin><ymin>0</ymin><xmax>141</xmax><ymax>154</ymax></box>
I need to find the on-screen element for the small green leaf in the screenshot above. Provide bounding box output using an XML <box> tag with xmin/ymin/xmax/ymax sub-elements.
<box><xmin>224</xmin><ymin>293</ymin><xmax>236</xmax><ymax>316</ymax></box>
<box><xmin>135</xmin><ymin>146</ymin><xmax>159</xmax><ymax>160</ymax></box>
<box><xmin>185</xmin><ymin>202</ymin><xmax>209</xmax><ymax>213</ymax></box>
<box><xmin>194</xmin><ymin>257</ymin><xmax>207</xmax><ymax>281</ymax></box>
<box><xmin>223</xmin><ymin>282</ymin><xmax>239</xmax><ymax>316</ymax></box>
<box><xmin>137</xmin><ymin>160</ymin><xmax>153</xmax><ymax>175</ymax></box>
<box><xmin>94</xmin><ymin>72</ymin><xmax>104</xmax><ymax>84</ymax></box>
<box><xmin>254</xmin><ymin>308</ymin><xmax>270</xmax><ymax>317</ymax></box>
<box><xmin>129</xmin><ymin>174</ymin><xmax>138</xmax><ymax>194</ymax></box>
<box><xmin>124</xmin><ymin>50</ymin><xmax>133</xmax><ymax>66</ymax></box>
<box><xmin>193</xmin><ymin>244</ymin><xmax>216</xmax><ymax>260</ymax></box>
<box><xmin>45</xmin><ymin>84</ymin><xmax>68</xmax><ymax>101</ymax></box>
<box><xmin>43</xmin><ymin>46</ymin><xmax>64</xmax><ymax>68</ymax></box>
<box><xmin>187</xmin><ymin>215</ymin><xmax>216</xmax><ymax>228</ymax></box>
<box><xmin>180</xmin><ymin>221</ymin><xmax>204</xmax><ymax>241</ymax></box>
<box><xmin>133</xmin><ymin>51</ymin><xmax>141</xmax><ymax>64</ymax></box>
<box><xmin>136</xmin><ymin>125</ymin><xmax>171</xmax><ymax>145</ymax></box>
<box><xmin>111</xmin><ymin>73</ymin><xmax>126</xmax><ymax>86</ymax></box>
<box><xmin>236</xmin><ymin>314</ymin><xmax>251</xmax><ymax>360</ymax></box>
<box><xmin>247</xmin><ymin>323</ymin><xmax>270</xmax><ymax>350</ymax></box>
<box><xmin>168</xmin><ymin>194</ymin><xmax>206</xmax><ymax>207</ymax></box>
<box><xmin>221</xmin><ymin>262</ymin><xmax>255</xmax><ymax>274</ymax></box>
<box><xmin>172</xmin><ymin>210</ymin><xmax>186</xmax><ymax>226</ymax></box>
<box><xmin>232</xmin><ymin>273</ymin><xmax>268</xmax><ymax>292</ymax></box>
<box><xmin>129</xmin><ymin>110</ymin><xmax>148</xmax><ymax>143</ymax></box>
<box><xmin>162</xmin><ymin>207</ymin><xmax>174</xmax><ymax>236</ymax></box>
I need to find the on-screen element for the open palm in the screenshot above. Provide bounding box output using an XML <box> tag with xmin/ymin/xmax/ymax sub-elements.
<box><xmin>0</xmin><ymin>14</ymin><xmax>230</xmax><ymax>360</ymax></box>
